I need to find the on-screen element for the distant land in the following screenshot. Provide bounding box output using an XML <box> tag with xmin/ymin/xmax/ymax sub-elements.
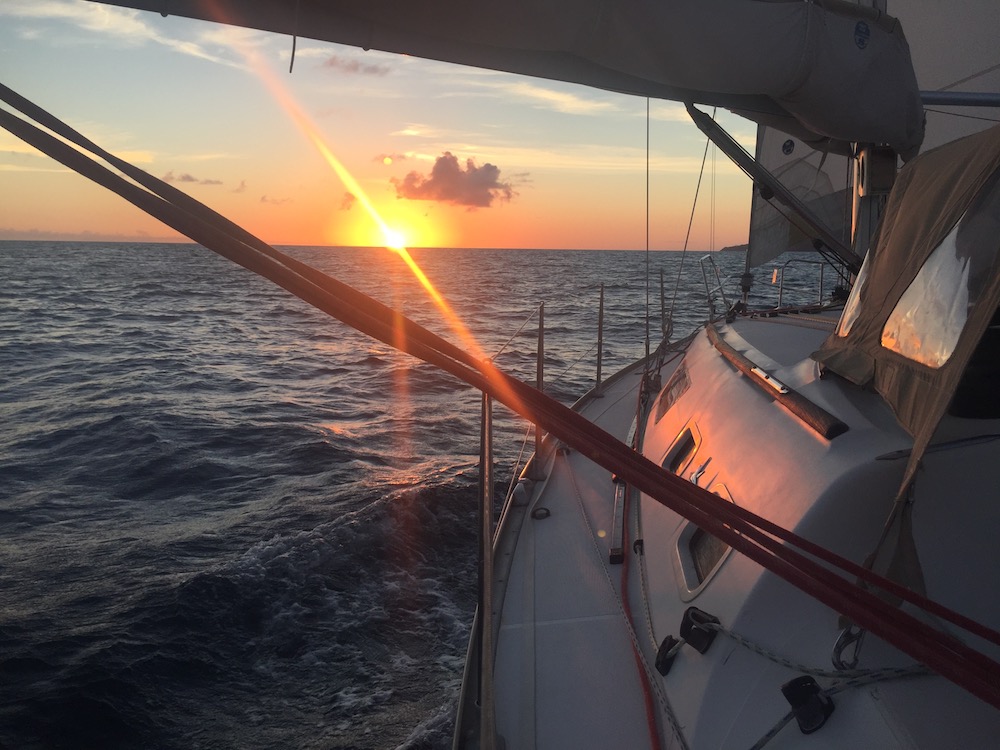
<box><xmin>719</xmin><ymin>243</ymin><xmax>748</xmax><ymax>253</ymax></box>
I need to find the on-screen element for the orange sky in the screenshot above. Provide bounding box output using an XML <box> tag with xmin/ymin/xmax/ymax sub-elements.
<box><xmin>0</xmin><ymin>1</ymin><xmax>755</xmax><ymax>250</ymax></box>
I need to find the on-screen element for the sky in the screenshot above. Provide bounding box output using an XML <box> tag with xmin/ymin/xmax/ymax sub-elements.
<box><xmin>0</xmin><ymin>0</ymin><xmax>756</xmax><ymax>250</ymax></box>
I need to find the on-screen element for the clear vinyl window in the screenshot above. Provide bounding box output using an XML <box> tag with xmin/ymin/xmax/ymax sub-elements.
<box><xmin>881</xmin><ymin>176</ymin><xmax>1000</xmax><ymax>368</ymax></box>
<box><xmin>836</xmin><ymin>251</ymin><xmax>871</xmax><ymax>338</ymax></box>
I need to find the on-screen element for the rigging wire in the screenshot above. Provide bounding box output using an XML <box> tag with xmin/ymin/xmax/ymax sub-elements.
<box><xmin>492</xmin><ymin>302</ymin><xmax>542</xmax><ymax>359</ymax></box>
<box><xmin>942</xmin><ymin>61</ymin><xmax>1000</xmax><ymax>91</ymax></box>
<box><xmin>669</xmin><ymin>106</ymin><xmax>717</xmax><ymax>324</ymax></box>
<box><xmin>7</xmin><ymin>84</ymin><xmax>1000</xmax><ymax>710</ymax></box>
<box><xmin>925</xmin><ymin>107</ymin><xmax>1000</xmax><ymax>124</ymax></box>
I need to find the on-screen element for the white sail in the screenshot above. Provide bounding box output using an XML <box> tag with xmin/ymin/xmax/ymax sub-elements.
<box><xmin>744</xmin><ymin>0</ymin><xmax>1000</xmax><ymax>268</ymax></box>
<box><xmin>746</xmin><ymin>128</ymin><xmax>851</xmax><ymax>268</ymax></box>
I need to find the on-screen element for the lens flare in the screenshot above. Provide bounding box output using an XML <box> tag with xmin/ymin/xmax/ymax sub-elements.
<box><xmin>240</xmin><ymin>45</ymin><xmax>530</xmax><ymax>415</ymax></box>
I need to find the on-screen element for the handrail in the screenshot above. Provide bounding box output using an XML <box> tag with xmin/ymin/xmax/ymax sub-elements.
<box><xmin>706</xmin><ymin>325</ymin><xmax>848</xmax><ymax>439</ymax></box>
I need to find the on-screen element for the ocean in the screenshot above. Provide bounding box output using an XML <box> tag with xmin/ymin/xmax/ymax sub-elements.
<box><xmin>0</xmin><ymin>241</ymin><xmax>823</xmax><ymax>749</ymax></box>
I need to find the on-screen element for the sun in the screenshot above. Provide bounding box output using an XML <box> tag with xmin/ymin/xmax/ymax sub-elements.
<box><xmin>384</xmin><ymin>227</ymin><xmax>407</xmax><ymax>250</ymax></box>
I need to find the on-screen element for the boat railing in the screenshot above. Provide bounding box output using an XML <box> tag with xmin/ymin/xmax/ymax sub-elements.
<box><xmin>772</xmin><ymin>258</ymin><xmax>827</xmax><ymax>308</ymax></box>
<box><xmin>462</xmin><ymin>281</ymin><xmax>633</xmax><ymax>748</ymax></box>
<box><xmin>699</xmin><ymin>253</ymin><xmax>731</xmax><ymax>318</ymax></box>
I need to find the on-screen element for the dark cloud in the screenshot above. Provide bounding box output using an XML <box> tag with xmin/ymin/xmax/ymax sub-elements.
<box><xmin>340</xmin><ymin>192</ymin><xmax>357</xmax><ymax>211</ymax></box>
<box><xmin>323</xmin><ymin>54</ymin><xmax>391</xmax><ymax>76</ymax></box>
<box><xmin>391</xmin><ymin>152</ymin><xmax>515</xmax><ymax>208</ymax></box>
<box><xmin>162</xmin><ymin>170</ymin><xmax>222</xmax><ymax>186</ymax></box>
<box><xmin>375</xmin><ymin>152</ymin><xmax>408</xmax><ymax>164</ymax></box>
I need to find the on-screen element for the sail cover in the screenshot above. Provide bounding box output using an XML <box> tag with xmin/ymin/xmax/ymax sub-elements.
<box><xmin>813</xmin><ymin>125</ymin><xmax>1000</xmax><ymax>489</ymax></box>
<box><xmin>87</xmin><ymin>0</ymin><xmax>924</xmax><ymax>156</ymax></box>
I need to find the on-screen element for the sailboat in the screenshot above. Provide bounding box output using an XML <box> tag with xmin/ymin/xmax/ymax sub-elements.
<box><xmin>4</xmin><ymin>1</ymin><xmax>1000</xmax><ymax>748</ymax></box>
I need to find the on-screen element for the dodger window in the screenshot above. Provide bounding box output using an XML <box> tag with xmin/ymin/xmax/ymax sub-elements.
<box><xmin>881</xmin><ymin>176</ymin><xmax>1000</xmax><ymax>368</ymax></box>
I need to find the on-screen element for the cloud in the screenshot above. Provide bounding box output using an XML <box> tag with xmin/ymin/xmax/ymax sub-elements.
<box><xmin>0</xmin><ymin>164</ymin><xmax>69</xmax><ymax>174</ymax></box>
<box><xmin>232</xmin><ymin>180</ymin><xmax>247</xmax><ymax>194</ymax></box>
<box><xmin>391</xmin><ymin>124</ymin><xmax>449</xmax><ymax>139</ymax></box>
<box><xmin>392</xmin><ymin>152</ymin><xmax>515</xmax><ymax>208</ymax></box>
<box><xmin>162</xmin><ymin>170</ymin><xmax>222</xmax><ymax>185</ymax></box>
<box><xmin>0</xmin><ymin>0</ymin><xmax>242</xmax><ymax>67</ymax></box>
<box><xmin>375</xmin><ymin>152</ymin><xmax>408</xmax><ymax>165</ymax></box>
<box><xmin>260</xmin><ymin>195</ymin><xmax>290</xmax><ymax>205</ymax></box>
<box><xmin>0</xmin><ymin>226</ymin><xmax>180</xmax><ymax>242</ymax></box>
<box><xmin>322</xmin><ymin>54</ymin><xmax>391</xmax><ymax>76</ymax></box>
<box><xmin>340</xmin><ymin>193</ymin><xmax>357</xmax><ymax>211</ymax></box>
<box><xmin>462</xmin><ymin>79</ymin><xmax>619</xmax><ymax>116</ymax></box>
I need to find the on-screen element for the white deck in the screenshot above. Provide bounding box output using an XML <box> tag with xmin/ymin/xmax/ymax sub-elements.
<box><xmin>492</xmin><ymin>364</ymin><xmax>661</xmax><ymax>749</ymax></box>
<box><xmin>486</xmin><ymin>313</ymin><xmax>1000</xmax><ymax>749</ymax></box>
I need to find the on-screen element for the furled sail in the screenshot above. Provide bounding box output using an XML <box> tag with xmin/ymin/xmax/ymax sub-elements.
<box><xmin>88</xmin><ymin>0</ymin><xmax>925</xmax><ymax>156</ymax></box>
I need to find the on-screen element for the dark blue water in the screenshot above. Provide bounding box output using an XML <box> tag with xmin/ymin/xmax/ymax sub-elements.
<box><xmin>0</xmin><ymin>242</ymin><xmax>818</xmax><ymax>749</ymax></box>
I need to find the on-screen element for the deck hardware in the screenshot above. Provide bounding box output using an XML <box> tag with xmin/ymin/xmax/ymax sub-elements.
<box><xmin>530</xmin><ymin>507</ymin><xmax>550</xmax><ymax>520</ymax></box>
<box><xmin>609</xmin><ymin>474</ymin><xmax>627</xmax><ymax>564</ymax></box>
<box><xmin>679</xmin><ymin>607</ymin><xmax>720</xmax><ymax>654</ymax></box>
<box><xmin>655</xmin><ymin>635</ymin><xmax>683</xmax><ymax>676</ymax></box>
<box><xmin>632</xmin><ymin>539</ymin><xmax>644</xmax><ymax>555</ymax></box>
<box><xmin>749</xmin><ymin>366</ymin><xmax>790</xmax><ymax>395</ymax></box>
<box><xmin>781</xmin><ymin>676</ymin><xmax>835</xmax><ymax>734</ymax></box>
<box><xmin>831</xmin><ymin>623</ymin><xmax>866</xmax><ymax>670</ymax></box>
<box><xmin>706</xmin><ymin>325</ymin><xmax>849</xmax><ymax>439</ymax></box>
<box><xmin>690</xmin><ymin>458</ymin><xmax>711</xmax><ymax>486</ymax></box>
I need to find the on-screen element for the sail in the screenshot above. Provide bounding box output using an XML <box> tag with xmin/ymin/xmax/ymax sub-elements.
<box><xmin>744</xmin><ymin>0</ymin><xmax>1000</xmax><ymax>268</ymax></box>
<box><xmin>86</xmin><ymin>0</ymin><xmax>924</xmax><ymax>156</ymax></box>
<box><xmin>746</xmin><ymin>127</ymin><xmax>852</xmax><ymax>268</ymax></box>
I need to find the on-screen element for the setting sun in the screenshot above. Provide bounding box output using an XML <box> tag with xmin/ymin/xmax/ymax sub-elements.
<box><xmin>384</xmin><ymin>228</ymin><xmax>406</xmax><ymax>250</ymax></box>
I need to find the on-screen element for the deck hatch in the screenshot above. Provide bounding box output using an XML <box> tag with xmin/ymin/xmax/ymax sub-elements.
<box><xmin>675</xmin><ymin>483</ymin><xmax>734</xmax><ymax>599</ymax></box>
<box><xmin>662</xmin><ymin>424</ymin><xmax>700</xmax><ymax>476</ymax></box>
<box><xmin>689</xmin><ymin>527</ymin><xmax>729</xmax><ymax>584</ymax></box>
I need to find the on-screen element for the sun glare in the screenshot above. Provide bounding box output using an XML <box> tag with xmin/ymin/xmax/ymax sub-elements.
<box><xmin>237</xmin><ymin>46</ymin><xmax>531</xmax><ymax>420</ymax></box>
<box><xmin>385</xmin><ymin>228</ymin><xmax>406</xmax><ymax>251</ymax></box>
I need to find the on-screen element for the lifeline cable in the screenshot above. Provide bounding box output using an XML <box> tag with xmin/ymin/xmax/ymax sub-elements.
<box><xmin>5</xmin><ymin>84</ymin><xmax>1000</xmax><ymax>709</ymax></box>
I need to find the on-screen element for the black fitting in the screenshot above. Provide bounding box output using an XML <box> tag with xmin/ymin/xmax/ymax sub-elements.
<box><xmin>679</xmin><ymin>607</ymin><xmax>720</xmax><ymax>654</ymax></box>
<box><xmin>655</xmin><ymin>635</ymin><xmax>680</xmax><ymax>676</ymax></box>
<box><xmin>781</xmin><ymin>676</ymin><xmax>835</xmax><ymax>734</ymax></box>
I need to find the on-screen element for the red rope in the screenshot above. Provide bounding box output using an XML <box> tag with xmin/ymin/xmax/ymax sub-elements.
<box><xmin>619</xmin><ymin>486</ymin><xmax>663</xmax><ymax>750</ymax></box>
